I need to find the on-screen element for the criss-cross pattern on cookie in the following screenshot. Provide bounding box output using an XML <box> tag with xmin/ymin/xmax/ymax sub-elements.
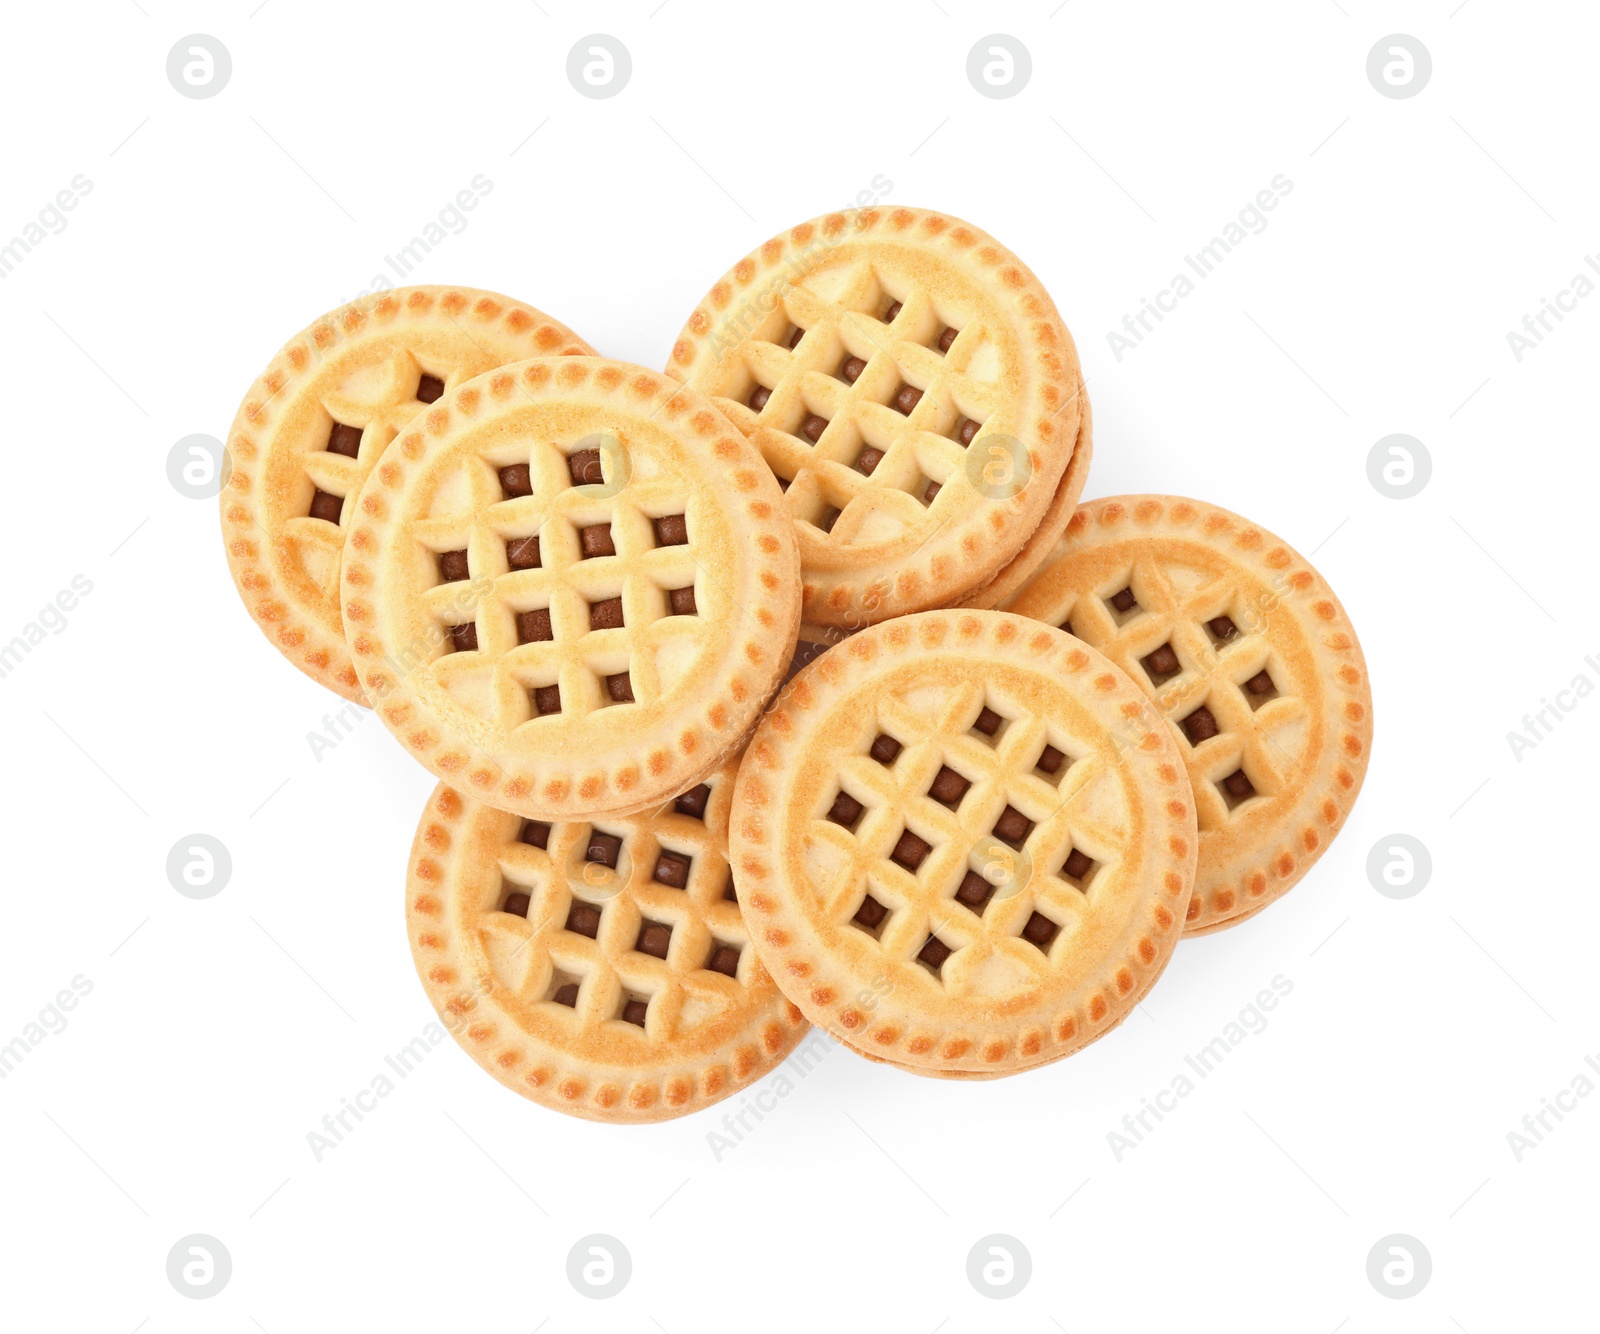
<box><xmin>483</xmin><ymin>784</ymin><xmax>748</xmax><ymax>1037</ymax></box>
<box><xmin>712</xmin><ymin>262</ymin><xmax>1008</xmax><ymax>545</ymax></box>
<box><xmin>805</xmin><ymin>679</ymin><xmax>1127</xmax><ymax>995</ymax></box>
<box><xmin>410</xmin><ymin>439</ymin><xmax>706</xmax><ymax>726</ymax></box>
<box><xmin>292</xmin><ymin>353</ymin><xmax>457</xmax><ymax>588</ymax></box>
<box><xmin>1048</xmin><ymin>563</ymin><xmax>1303</xmax><ymax>832</ymax></box>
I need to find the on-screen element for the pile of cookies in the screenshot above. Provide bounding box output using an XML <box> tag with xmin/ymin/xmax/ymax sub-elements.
<box><xmin>220</xmin><ymin>206</ymin><xmax>1371</xmax><ymax>1122</ymax></box>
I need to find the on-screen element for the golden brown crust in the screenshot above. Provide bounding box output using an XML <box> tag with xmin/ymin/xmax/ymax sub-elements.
<box><xmin>407</xmin><ymin>758</ymin><xmax>808</xmax><ymax>1124</ymax></box>
<box><xmin>666</xmin><ymin>207</ymin><xmax>1081</xmax><ymax>629</ymax></box>
<box><xmin>341</xmin><ymin>357</ymin><xmax>801</xmax><ymax>820</ymax></box>
<box><xmin>1004</xmin><ymin>495</ymin><xmax>1373</xmax><ymax>933</ymax></box>
<box><xmin>730</xmin><ymin>610</ymin><xmax>1196</xmax><ymax>1075</ymax></box>
<box><xmin>220</xmin><ymin>286</ymin><xmax>594</xmax><ymax>703</ymax></box>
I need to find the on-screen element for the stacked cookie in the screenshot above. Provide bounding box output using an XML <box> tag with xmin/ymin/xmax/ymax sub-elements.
<box><xmin>220</xmin><ymin>208</ymin><xmax>1371</xmax><ymax>1119</ymax></box>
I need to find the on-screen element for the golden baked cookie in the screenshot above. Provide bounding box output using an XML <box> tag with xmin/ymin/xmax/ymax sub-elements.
<box><xmin>730</xmin><ymin>610</ymin><xmax>1196</xmax><ymax>1076</ymax></box>
<box><xmin>1003</xmin><ymin>496</ymin><xmax>1373</xmax><ymax>933</ymax></box>
<box><xmin>667</xmin><ymin>207</ymin><xmax>1082</xmax><ymax>630</ymax></box>
<box><xmin>407</xmin><ymin>754</ymin><xmax>808</xmax><ymax>1123</ymax></box>
<box><xmin>221</xmin><ymin>286</ymin><xmax>593</xmax><ymax>702</ymax></box>
<box><xmin>342</xmin><ymin>357</ymin><xmax>800</xmax><ymax>820</ymax></box>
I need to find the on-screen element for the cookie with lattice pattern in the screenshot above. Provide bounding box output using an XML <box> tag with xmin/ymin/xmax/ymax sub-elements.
<box><xmin>731</xmin><ymin>609</ymin><xmax>1196</xmax><ymax>1076</ymax></box>
<box><xmin>1002</xmin><ymin>496</ymin><xmax>1373</xmax><ymax>933</ymax></box>
<box><xmin>221</xmin><ymin>286</ymin><xmax>594</xmax><ymax>702</ymax></box>
<box><xmin>408</xmin><ymin>753</ymin><xmax>807</xmax><ymax>1123</ymax></box>
<box><xmin>667</xmin><ymin>207</ymin><xmax>1082</xmax><ymax>630</ymax></box>
<box><xmin>342</xmin><ymin>357</ymin><xmax>800</xmax><ymax>820</ymax></box>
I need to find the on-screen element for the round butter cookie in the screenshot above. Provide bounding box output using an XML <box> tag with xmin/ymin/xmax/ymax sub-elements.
<box><xmin>407</xmin><ymin>753</ymin><xmax>808</xmax><ymax>1123</ymax></box>
<box><xmin>1003</xmin><ymin>496</ymin><xmax>1373</xmax><ymax>933</ymax></box>
<box><xmin>221</xmin><ymin>286</ymin><xmax>594</xmax><ymax>702</ymax></box>
<box><xmin>730</xmin><ymin>610</ymin><xmax>1196</xmax><ymax>1077</ymax></box>
<box><xmin>666</xmin><ymin>207</ymin><xmax>1082</xmax><ymax>630</ymax></box>
<box><xmin>342</xmin><ymin>357</ymin><xmax>800</xmax><ymax>820</ymax></box>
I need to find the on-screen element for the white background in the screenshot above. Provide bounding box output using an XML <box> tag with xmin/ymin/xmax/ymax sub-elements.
<box><xmin>1</xmin><ymin>1</ymin><xmax>1594</xmax><ymax>1329</ymax></box>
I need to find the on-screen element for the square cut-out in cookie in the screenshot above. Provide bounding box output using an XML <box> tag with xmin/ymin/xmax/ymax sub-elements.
<box><xmin>1058</xmin><ymin>846</ymin><xmax>1098</xmax><ymax>892</ymax></box>
<box><xmin>928</xmin><ymin>765</ymin><xmax>971</xmax><ymax>808</ymax></box>
<box><xmin>748</xmin><ymin>384</ymin><xmax>773</xmax><ymax>412</ymax></box>
<box><xmin>917</xmin><ymin>934</ymin><xmax>952</xmax><ymax>977</ymax></box>
<box><xmin>448</xmin><ymin>622</ymin><xmax>478</xmax><ymax>652</ymax></box>
<box><xmin>326</xmin><ymin>422</ymin><xmax>362</xmax><ymax>457</ymax></box>
<box><xmin>1181</xmin><ymin>704</ymin><xmax>1220</xmax><ymax>745</ymax></box>
<box><xmin>635</xmin><ymin>919</ymin><xmax>672</xmax><ymax>960</ymax></box>
<box><xmin>589</xmin><ymin>596</ymin><xmax>624</xmax><ymax>631</ymax></box>
<box><xmin>519</xmin><ymin>819</ymin><xmax>551</xmax><ymax>849</ymax></box>
<box><xmin>674</xmin><ymin>784</ymin><xmax>710</xmax><ymax>819</ymax></box>
<box><xmin>970</xmin><ymin>706</ymin><xmax>1007</xmax><ymax>743</ymax></box>
<box><xmin>1034</xmin><ymin>744</ymin><xmax>1068</xmax><ymax>781</ymax></box>
<box><xmin>1206</xmin><ymin>614</ymin><xmax>1240</xmax><ymax>648</ymax></box>
<box><xmin>784</xmin><ymin>324</ymin><xmax>805</xmax><ymax>350</ymax></box>
<box><xmin>949</xmin><ymin>416</ymin><xmax>979</xmax><ymax>447</ymax></box>
<box><xmin>667</xmin><ymin>585</ymin><xmax>697</xmax><ymax>616</ymax></box>
<box><xmin>506</xmin><ymin>534</ymin><xmax>541</xmax><ymax>570</ymax></box>
<box><xmin>1242</xmin><ymin>668</ymin><xmax>1279</xmax><ymax>709</ymax></box>
<box><xmin>309</xmin><ymin>489</ymin><xmax>343</xmax><ymax>523</ymax></box>
<box><xmin>437</xmin><ymin>550</ymin><xmax>469</xmax><ymax>583</ymax></box>
<box><xmin>501</xmin><ymin>888</ymin><xmax>531</xmax><ymax>917</ymax></box>
<box><xmin>1105</xmin><ymin>585</ymin><xmax>1142</xmax><ymax>622</ymax></box>
<box><xmin>852</xmin><ymin>893</ymin><xmax>889</xmax><ymax>938</ymax></box>
<box><xmin>652</xmin><ymin>514</ymin><xmax>688</xmax><ymax>547</ymax></box>
<box><xmin>891</xmin><ymin>383</ymin><xmax>923</xmax><ymax>416</ymax></box>
<box><xmin>797</xmin><ymin>412</ymin><xmax>830</xmax><ymax>445</ymax></box>
<box><xmin>531</xmin><ymin>683</ymin><xmax>562</xmax><ymax>715</ymax></box>
<box><xmin>890</xmin><ymin>829</ymin><xmax>932</xmax><ymax>873</ymax></box>
<box><xmin>619</xmin><ymin>995</ymin><xmax>649</xmax><ymax>1027</ymax></box>
<box><xmin>416</xmin><ymin>373</ymin><xmax>445</xmax><ymax>403</ymax></box>
<box><xmin>546</xmin><ymin>971</ymin><xmax>581</xmax><ymax>1007</ymax></box>
<box><xmin>882</xmin><ymin>299</ymin><xmax>904</xmax><ymax>323</ymax></box>
<box><xmin>723</xmin><ymin>873</ymin><xmax>738</xmax><ymax>903</ymax></box>
<box><xmin>565</xmin><ymin>901</ymin><xmax>601</xmax><ymax>938</ymax></box>
<box><xmin>1141</xmin><ymin>642</ymin><xmax>1182</xmax><ymax>687</ymax></box>
<box><xmin>935</xmin><ymin>324</ymin><xmax>959</xmax><ymax>354</ymax></box>
<box><xmin>816</xmin><ymin>505</ymin><xmax>842</xmax><ymax>534</ymax></box>
<box><xmin>954</xmin><ymin>869</ymin><xmax>997</xmax><ymax>915</ymax></box>
<box><xmin>517</xmin><ymin>608</ymin><xmax>553</xmax><ymax>644</ymax></box>
<box><xmin>566</xmin><ymin>448</ymin><xmax>604</xmax><ymax>487</ymax></box>
<box><xmin>653</xmin><ymin>850</ymin><xmax>692</xmax><ymax>889</ymax></box>
<box><xmin>1020</xmin><ymin>911</ymin><xmax>1060</xmax><ymax>952</ymax></box>
<box><xmin>838</xmin><ymin>353</ymin><xmax>867</xmax><ymax>385</ymax></box>
<box><xmin>869</xmin><ymin>733</ymin><xmax>902</xmax><ymax>766</ymax></box>
<box><xmin>586</xmin><ymin>831</ymin><xmax>622</xmax><ymax>867</ymax></box>
<box><xmin>854</xmin><ymin>444</ymin><xmax>886</xmax><ymax>477</ymax></box>
<box><xmin>992</xmin><ymin>805</ymin><xmax>1033</xmax><ymax>849</ymax></box>
<box><xmin>922</xmin><ymin>479</ymin><xmax>942</xmax><ymax>505</ymax></box>
<box><xmin>826</xmin><ymin>790</ymin><xmax>864</xmax><ymax>830</ymax></box>
<box><xmin>498</xmin><ymin>464</ymin><xmax>533</xmax><ymax>499</ymax></box>
<box><xmin>1218</xmin><ymin>768</ymin><xmax>1258</xmax><ymax>810</ymax></box>
<box><xmin>579</xmin><ymin>524</ymin><xmax>616</xmax><ymax>559</ymax></box>
<box><xmin>603</xmin><ymin>672</ymin><xmax>634</xmax><ymax>704</ymax></box>
<box><xmin>705</xmin><ymin>941</ymin><xmax>741</xmax><ymax>977</ymax></box>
